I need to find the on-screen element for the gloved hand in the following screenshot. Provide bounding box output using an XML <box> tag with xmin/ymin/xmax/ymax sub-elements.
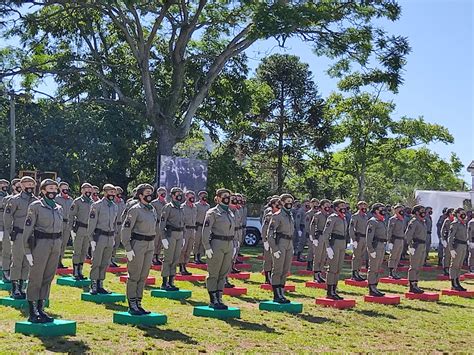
<box><xmin>370</xmin><ymin>251</ymin><xmax>376</xmax><ymax>259</ymax></box>
<box><xmin>182</xmin><ymin>238</ymin><xmax>186</xmax><ymax>248</ymax></box>
<box><xmin>298</xmin><ymin>231</ymin><xmax>302</xmax><ymax>237</ymax></box>
<box><xmin>387</xmin><ymin>243</ymin><xmax>393</xmax><ymax>251</ymax></box>
<box><xmin>450</xmin><ymin>249</ymin><xmax>457</xmax><ymax>259</ymax></box>
<box><xmin>91</xmin><ymin>240</ymin><xmax>96</xmax><ymax>253</ymax></box>
<box><xmin>469</xmin><ymin>242</ymin><xmax>474</xmax><ymax>249</ymax></box>
<box><xmin>441</xmin><ymin>240</ymin><xmax>447</xmax><ymax>248</ymax></box>
<box><xmin>126</xmin><ymin>250</ymin><xmax>135</xmax><ymax>262</ymax></box>
<box><xmin>162</xmin><ymin>239</ymin><xmax>169</xmax><ymax>249</ymax></box>
<box><xmin>233</xmin><ymin>247</ymin><xmax>237</xmax><ymax>258</ymax></box>
<box><xmin>26</xmin><ymin>254</ymin><xmax>34</xmax><ymax>266</ymax></box>
<box><xmin>326</xmin><ymin>247</ymin><xmax>334</xmax><ymax>260</ymax></box>
<box><xmin>273</xmin><ymin>250</ymin><xmax>281</xmax><ymax>259</ymax></box>
<box><xmin>407</xmin><ymin>247</ymin><xmax>415</xmax><ymax>255</ymax></box>
<box><xmin>312</xmin><ymin>239</ymin><xmax>319</xmax><ymax>247</ymax></box>
<box><xmin>205</xmin><ymin>248</ymin><xmax>213</xmax><ymax>259</ymax></box>
<box><xmin>263</xmin><ymin>241</ymin><xmax>270</xmax><ymax>251</ymax></box>
<box><xmin>352</xmin><ymin>241</ymin><xmax>358</xmax><ymax>249</ymax></box>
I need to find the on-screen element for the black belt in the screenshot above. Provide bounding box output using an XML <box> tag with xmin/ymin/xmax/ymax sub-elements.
<box><xmin>13</xmin><ymin>226</ymin><xmax>24</xmax><ymax>233</ymax></box>
<box><xmin>314</xmin><ymin>231</ymin><xmax>322</xmax><ymax>238</ymax></box>
<box><xmin>373</xmin><ymin>237</ymin><xmax>387</xmax><ymax>244</ymax></box>
<box><xmin>210</xmin><ymin>233</ymin><xmax>233</xmax><ymax>241</ymax></box>
<box><xmin>276</xmin><ymin>233</ymin><xmax>292</xmax><ymax>240</ymax></box>
<box><xmin>392</xmin><ymin>235</ymin><xmax>404</xmax><ymax>240</ymax></box>
<box><xmin>235</xmin><ymin>226</ymin><xmax>242</xmax><ymax>230</ymax></box>
<box><xmin>34</xmin><ymin>230</ymin><xmax>62</xmax><ymax>239</ymax></box>
<box><xmin>330</xmin><ymin>233</ymin><xmax>345</xmax><ymax>240</ymax></box>
<box><xmin>413</xmin><ymin>238</ymin><xmax>425</xmax><ymax>244</ymax></box>
<box><xmin>166</xmin><ymin>225</ymin><xmax>184</xmax><ymax>232</ymax></box>
<box><xmin>131</xmin><ymin>232</ymin><xmax>155</xmax><ymax>241</ymax></box>
<box><xmin>186</xmin><ymin>226</ymin><xmax>198</xmax><ymax>230</ymax></box>
<box><xmin>453</xmin><ymin>239</ymin><xmax>467</xmax><ymax>245</ymax></box>
<box><xmin>63</xmin><ymin>218</ymin><xmax>68</xmax><ymax>223</ymax></box>
<box><xmin>196</xmin><ymin>222</ymin><xmax>203</xmax><ymax>227</ymax></box>
<box><xmin>427</xmin><ymin>232</ymin><xmax>432</xmax><ymax>234</ymax></box>
<box><xmin>355</xmin><ymin>232</ymin><xmax>366</xmax><ymax>238</ymax></box>
<box><xmin>117</xmin><ymin>222</ymin><xmax>122</xmax><ymax>226</ymax></box>
<box><xmin>75</xmin><ymin>221</ymin><xmax>88</xmax><ymax>228</ymax></box>
<box><xmin>94</xmin><ymin>228</ymin><xmax>114</xmax><ymax>237</ymax></box>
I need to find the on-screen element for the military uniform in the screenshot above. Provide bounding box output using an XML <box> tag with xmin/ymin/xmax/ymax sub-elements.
<box><xmin>159</xmin><ymin>201</ymin><xmax>184</xmax><ymax>289</ymax></box>
<box><xmin>202</xmin><ymin>204</ymin><xmax>236</xmax><ymax>308</ymax></box>
<box><xmin>440</xmin><ymin>217</ymin><xmax>453</xmax><ymax>273</ymax></box>
<box><xmin>309</xmin><ymin>211</ymin><xmax>329</xmax><ymax>283</ymax></box>
<box><xmin>448</xmin><ymin>218</ymin><xmax>468</xmax><ymax>287</ymax></box>
<box><xmin>424</xmin><ymin>214</ymin><xmax>433</xmax><ymax>263</ymax></box>
<box><xmin>4</xmin><ymin>191</ymin><xmax>38</xmax><ymax>298</ymax></box>
<box><xmin>293</xmin><ymin>207</ymin><xmax>305</xmax><ymax>260</ymax></box>
<box><xmin>387</xmin><ymin>214</ymin><xmax>406</xmax><ymax>278</ymax></box>
<box><xmin>54</xmin><ymin>193</ymin><xmax>73</xmax><ymax>266</ymax></box>
<box><xmin>405</xmin><ymin>217</ymin><xmax>427</xmax><ymax>293</ymax></box>
<box><xmin>301</xmin><ymin>208</ymin><xmax>317</xmax><ymax>269</ymax></box>
<box><xmin>0</xmin><ymin>192</ymin><xmax>13</xmax><ymax>281</ymax></box>
<box><xmin>261</xmin><ymin>207</ymin><xmax>273</xmax><ymax>284</ymax></box>
<box><xmin>349</xmin><ymin>211</ymin><xmax>368</xmax><ymax>280</ymax></box>
<box><xmin>111</xmin><ymin>196</ymin><xmax>126</xmax><ymax>264</ymax></box>
<box><xmin>179</xmin><ymin>202</ymin><xmax>197</xmax><ymax>273</ymax></box>
<box><xmin>150</xmin><ymin>198</ymin><xmax>166</xmax><ymax>263</ymax></box>
<box><xmin>230</xmin><ymin>206</ymin><xmax>243</xmax><ymax>272</ymax></box>
<box><xmin>0</xmin><ymin>187</ymin><xmax>7</xmax><ymax>270</ymax></box>
<box><xmin>193</xmin><ymin>200</ymin><xmax>210</xmax><ymax>263</ymax></box>
<box><xmin>121</xmin><ymin>202</ymin><xmax>157</xmax><ymax>314</ymax></box>
<box><xmin>467</xmin><ymin>219</ymin><xmax>474</xmax><ymax>273</ymax></box>
<box><xmin>87</xmin><ymin>197</ymin><xmax>118</xmax><ymax>293</ymax></box>
<box><xmin>322</xmin><ymin>212</ymin><xmax>347</xmax><ymax>299</ymax></box>
<box><xmin>366</xmin><ymin>216</ymin><xmax>387</xmax><ymax>296</ymax></box>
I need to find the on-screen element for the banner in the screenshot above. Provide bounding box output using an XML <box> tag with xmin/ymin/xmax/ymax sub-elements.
<box><xmin>159</xmin><ymin>155</ymin><xmax>208</xmax><ymax>192</ymax></box>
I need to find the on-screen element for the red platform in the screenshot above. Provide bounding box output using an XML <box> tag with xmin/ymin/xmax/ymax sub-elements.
<box><xmin>237</xmin><ymin>263</ymin><xmax>252</xmax><ymax>270</ymax></box>
<box><xmin>315</xmin><ymin>297</ymin><xmax>355</xmax><ymax>309</ymax></box>
<box><xmin>441</xmin><ymin>289</ymin><xmax>474</xmax><ymax>298</ymax></box>
<box><xmin>344</xmin><ymin>279</ymin><xmax>368</xmax><ymax>287</ymax></box>
<box><xmin>291</xmin><ymin>261</ymin><xmax>307</xmax><ymax>267</ymax></box>
<box><xmin>107</xmin><ymin>266</ymin><xmax>127</xmax><ymax>273</ymax></box>
<box><xmin>360</xmin><ymin>268</ymin><xmax>384</xmax><ymax>273</ymax></box>
<box><xmin>260</xmin><ymin>271</ymin><xmax>291</xmax><ymax>276</ymax></box>
<box><xmin>175</xmin><ymin>274</ymin><xmax>206</xmax><ymax>282</ymax></box>
<box><xmin>296</xmin><ymin>270</ymin><xmax>313</xmax><ymax>276</ymax></box>
<box><xmin>436</xmin><ymin>275</ymin><xmax>465</xmax><ymax>281</ymax></box>
<box><xmin>256</xmin><ymin>255</ymin><xmax>264</xmax><ymax>260</ymax></box>
<box><xmin>420</xmin><ymin>266</ymin><xmax>438</xmax><ymax>272</ymax></box>
<box><xmin>116</xmin><ymin>257</ymin><xmax>128</xmax><ymax>264</ymax></box>
<box><xmin>223</xmin><ymin>287</ymin><xmax>247</xmax><ymax>296</ymax></box>
<box><xmin>305</xmin><ymin>281</ymin><xmax>326</xmax><ymax>290</ymax></box>
<box><xmin>400</xmin><ymin>260</ymin><xmax>410</xmax><ymax>265</ymax></box>
<box><xmin>462</xmin><ymin>273</ymin><xmax>474</xmax><ymax>279</ymax></box>
<box><xmin>379</xmin><ymin>277</ymin><xmax>409</xmax><ymax>286</ymax></box>
<box><xmin>237</xmin><ymin>256</ymin><xmax>250</xmax><ymax>262</ymax></box>
<box><xmin>344</xmin><ymin>254</ymin><xmax>352</xmax><ymax>260</ymax></box>
<box><xmin>151</xmin><ymin>265</ymin><xmax>162</xmax><ymax>271</ymax></box>
<box><xmin>405</xmin><ymin>292</ymin><xmax>439</xmax><ymax>301</ymax></box>
<box><xmin>364</xmin><ymin>294</ymin><xmax>400</xmax><ymax>304</ymax></box>
<box><xmin>187</xmin><ymin>263</ymin><xmax>208</xmax><ymax>270</ymax></box>
<box><xmin>260</xmin><ymin>284</ymin><xmax>295</xmax><ymax>292</ymax></box>
<box><xmin>56</xmin><ymin>268</ymin><xmax>73</xmax><ymax>275</ymax></box>
<box><xmin>228</xmin><ymin>272</ymin><xmax>251</xmax><ymax>280</ymax></box>
<box><xmin>119</xmin><ymin>275</ymin><xmax>155</xmax><ymax>285</ymax></box>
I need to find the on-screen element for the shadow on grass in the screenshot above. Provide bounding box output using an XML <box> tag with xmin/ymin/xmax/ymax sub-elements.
<box><xmin>223</xmin><ymin>318</ymin><xmax>281</xmax><ymax>334</ymax></box>
<box><xmin>436</xmin><ymin>301</ymin><xmax>474</xmax><ymax>309</ymax></box>
<box><xmin>181</xmin><ymin>299</ymin><xmax>207</xmax><ymax>307</ymax></box>
<box><xmin>104</xmin><ymin>303</ymin><xmax>128</xmax><ymax>312</ymax></box>
<box><xmin>141</xmin><ymin>327</ymin><xmax>198</xmax><ymax>345</ymax></box>
<box><xmin>350</xmin><ymin>309</ymin><xmax>398</xmax><ymax>320</ymax></box>
<box><xmin>396</xmin><ymin>304</ymin><xmax>438</xmax><ymax>314</ymax></box>
<box><xmin>293</xmin><ymin>312</ymin><xmax>335</xmax><ymax>324</ymax></box>
<box><xmin>38</xmin><ymin>337</ymin><xmax>90</xmax><ymax>353</ymax></box>
<box><xmin>288</xmin><ymin>292</ymin><xmax>316</xmax><ymax>300</ymax></box>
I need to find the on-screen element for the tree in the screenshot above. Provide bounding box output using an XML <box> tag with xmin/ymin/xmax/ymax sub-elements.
<box><xmin>1</xmin><ymin>1</ymin><xmax>410</xmax><ymax>180</ymax></box>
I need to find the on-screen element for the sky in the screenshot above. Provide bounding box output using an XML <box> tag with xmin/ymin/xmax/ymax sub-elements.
<box><xmin>246</xmin><ymin>0</ymin><xmax>473</xmax><ymax>185</ymax></box>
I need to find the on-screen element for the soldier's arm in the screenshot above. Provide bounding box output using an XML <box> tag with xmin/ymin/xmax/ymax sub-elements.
<box><xmin>404</xmin><ymin>220</ymin><xmax>415</xmax><ymax>245</ymax></box>
<box><xmin>321</xmin><ymin>216</ymin><xmax>335</xmax><ymax>244</ymax></box>
<box><xmin>267</xmin><ymin>215</ymin><xmax>281</xmax><ymax>252</ymax></box>
<box><xmin>441</xmin><ymin>219</ymin><xmax>449</xmax><ymax>240</ymax></box>
<box><xmin>87</xmin><ymin>203</ymin><xmax>99</xmax><ymax>241</ymax></box>
<box><xmin>22</xmin><ymin>205</ymin><xmax>38</xmax><ymax>255</ymax></box>
<box><xmin>366</xmin><ymin>220</ymin><xmax>375</xmax><ymax>253</ymax></box>
<box><xmin>158</xmin><ymin>205</ymin><xmax>170</xmax><ymax>238</ymax></box>
<box><xmin>447</xmin><ymin>222</ymin><xmax>457</xmax><ymax>249</ymax></box>
<box><xmin>387</xmin><ymin>219</ymin><xmax>395</xmax><ymax>242</ymax></box>
<box><xmin>67</xmin><ymin>201</ymin><xmax>78</xmax><ymax>230</ymax></box>
<box><xmin>436</xmin><ymin>216</ymin><xmax>443</xmax><ymax>237</ymax></box>
<box><xmin>468</xmin><ymin>221</ymin><xmax>474</xmax><ymax>242</ymax></box>
<box><xmin>3</xmin><ymin>199</ymin><xmax>17</xmax><ymax>240</ymax></box>
<box><xmin>261</xmin><ymin>214</ymin><xmax>271</xmax><ymax>241</ymax></box>
<box><xmin>201</xmin><ymin>211</ymin><xmax>215</xmax><ymax>250</ymax></box>
<box><xmin>121</xmin><ymin>208</ymin><xmax>138</xmax><ymax>252</ymax></box>
<box><xmin>308</xmin><ymin>216</ymin><xmax>316</xmax><ymax>240</ymax></box>
<box><xmin>348</xmin><ymin>217</ymin><xmax>356</xmax><ymax>242</ymax></box>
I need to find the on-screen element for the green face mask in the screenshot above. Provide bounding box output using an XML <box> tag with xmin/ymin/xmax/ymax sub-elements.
<box><xmin>219</xmin><ymin>203</ymin><xmax>229</xmax><ymax>211</ymax></box>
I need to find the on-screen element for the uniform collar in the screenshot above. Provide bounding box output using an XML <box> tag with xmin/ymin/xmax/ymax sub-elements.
<box><xmin>39</xmin><ymin>198</ymin><xmax>59</xmax><ymax>210</ymax></box>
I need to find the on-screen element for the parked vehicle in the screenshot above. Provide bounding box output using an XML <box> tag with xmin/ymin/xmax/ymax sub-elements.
<box><xmin>244</xmin><ymin>217</ymin><xmax>262</xmax><ymax>247</ymax></box>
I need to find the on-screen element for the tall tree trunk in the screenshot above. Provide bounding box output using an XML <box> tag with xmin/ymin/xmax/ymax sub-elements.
<box><xmin>155</xmin><ymin>124</ymin><xmax>177</xmax><ymax>185</ymax></box>
<box><xmin>357</xmin><ymin>161</ymin><xmax>366</xmax><ymax>200</ymax></box>
<box><xmin>277</xmin><ymin>86</ymin><xmax>285</xmax><ymax>193</ymax></box>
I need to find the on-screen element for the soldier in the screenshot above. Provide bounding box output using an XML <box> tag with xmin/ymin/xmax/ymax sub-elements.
<box><xmin>294</xmin><ymin>201</ymin><xmax>309</xmax><ymax>262</ymax></box>
<box><xmin>68</xmin><ymin>183</ymin><xmax>94</xmax><ymax>280</ymax></box>
<box><xmin>448</xmin><ymin>208</ymin><xmax>468</xmax><ymax>291</ymax></box>
<box><xmin>179</xmin><ymin>191</ymin><xmax>197</xmax><ymax>276</ymax></box>
<box><xmin>405</xmin><ymin>205</ymin><xmax>427</xmax><ymax>294</ymax></box>
<box><xmin>193</xmin><ymin>191</ymin><xmax>209</xmax><ymax>264</ymax></box>
<box><xmin>111</xmin><ymin>186</ymin><xmax>126</xmax><ymax>267</ymax></box>
<box><xmin>349</xmin><ymin>201</ymin><xmax>369</xmax><ymax>281</ymax></box>
<box><xmin>440</xmin><ymin>208</ymin><xmax>454</xmax><ymax>276</ymax></box>
<box><xmin>424</xmin><ymin>206</ymin><xmax>433</xmax><ymax>265</ymax></box>
<box><xmin>240</xmin><ymin>195</ymin><xmax>248</xmax><ymax>257</ymax></box>
<box><xmin>267</xmin><ymin>193</ymin><xmax>295</xmax><ymax>304</ymax></box>
<box><xmin>366</xmin><ymin>203</ymin><xmax>388</xmax><ymax>297</ymax></box>
<box><xmin>92</xmin><ymin>185</ymin><xmax>100</xmax><ymax>202</ymax></box>
<box><xmin>87</xmin><ymin>184</ymin><xmax>118</xmax><ymax>295</ymax></box>
<box><xmin>202</xmin><ymin>188</ymin><xmax>235</xmax><ymax>309</ymax></box>
<box><xmin>322</xmin><ymin>199</ymin><xmax>348</xmax><ymax>300</ymax></box>
<box><xmin>468</xmin><ymin>217</ymin><xmax>474</xmax><ymax>273</ymax></box>
<box><xmin>309</xmin><ymin>199</ymin><xmax>331</xmax><ymax>283</ymax></box>
<box><xmin>234</xmin><ymin>193</ymin><xmax>245</xmax><ymax>259</ymax></box>
<box><xmin>4</xmin><ymin>176</ymin><xmax>38</xmax><ymax>299</ymax></box>
<box><xmin>261</xmin><ymin>197</ymin><xmax>281</xmax><ymax>284</ymax></box>
<box><xmin>121</xmin><ymin>183</ymin><xmax>157</xmax><ymax>315</ymax></box>
<box><xmin>300</xmin><ymin>198</ymin><xmax>319</xmax><ymax>270</ymax></box>
<box><xmin>387</xmin><ymin>204</ymin><xmax>406</xmax><ymax>279</ymax></box>
<box><xmin>0</xmin><ymin>179</ymin><xmax>9</xmax><ymax>270</ymax></box>
<box><xmin>229</xmin><ymin>193</ymin><xmax>243</xmax><ymax>274</ymax></box>
<box><xmin>151</xmin><ymin>187</ymin><xmax>167</xmax><ymax>266</ymax></box>
<box><xmin>23</xmin><ymin>179</ymin><xmax>63</xmax><ymax>323</ymax></box>
<box><xmin>2</xmin><ymin>178</ymin><xmax>21</xmax><ymax>282</ymax></box>
<box><xmin>54</xmin><ymin>181</ymin><xmax>73</xmax><ymax>269</ymax></box>
<box><xmin>436</xmin><ymin>208</ymin><xmax>448</xmax><ymax>267</ymax></box>
<box><xmin>159</xmin><ymin>187</ymin><xmax>185</xmax><ymax>291</ymax></box>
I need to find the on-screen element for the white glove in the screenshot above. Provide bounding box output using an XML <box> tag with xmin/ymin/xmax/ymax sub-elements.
<box><xmin>273</xmin><ymin>250</ymin><xmax>281</xmax><ymax>259</ymax></box>
<box><xmin>263</xmin><ymin>241</ymin><xmax>269</xmax><ymax>251</ymax></box>
<box><xmin>298</xmin><ymin>231</ymin><xmax>302</xmax><ymax>237</ymax></box>
<box><xmin>326</xmin><ymin>247</ymin><xmax>334</xmax><ymax>260</ymax></box>
<box><xmin>126</xmin><ymin>250</ymin><xmax>135</xmax><ymax>262</ymax></box>
<box><xmin>450</xmin><ymin>250</ymin><xmax>457</xmax><ymax>258</ymax></box>
<box><xmin>233</xmin><ymin>247</ymin><xmax>237</xmax><ymax>258</ymax></box>
<box><xmin>312</xmin><ymin>239</ymin><xmax>319</xmax><ymax>247</ymax></box>
<box><xmin>182</xmin><ymin>238</ymin><xmax>186</xmax><ymax>248</ymax></box>
<box><xmin>469</xmin><ymin>242</ymin><xmax>474</xmax><ymax>249</ymax></box>
<box><xmin>205</xmin><ymin>248</ymin><xmax>213</xmax><ymax>259</ymax></box>
<box><xmin>370</xmin><ymin>251</ymin><xmax>377</xmax><ymax>259</ymax></box>
<box><xmin>407</xmin><ymin>247</ymin><xmax>415</xmax><ymax>255</ymax></box>
<box><xmin>352</xmin><ymin>241</ymin><xmax>358</xmax><ymax>249</ymax></box>
<box><xmin>441</xmin><ymin>240</ymin><xmax>447</xmax><ymax>248</ymax></box>
<box><xmin>90</xmin><ymin>240</ymin><xmax>96</xmax><ymax>253</ymax></box>
<box><xmin>387</xmin><ymin>243</ymin><xmax>393</xmax><ymax>251</ymax></box>
<box><xmin>161</xmin><ymin>239</ymin><xmax>169</xmax><ymax>249</ymax></box>
<box><xmin>26</xmin><ymin>254</ymin><xmax>34</xmax><ymax>266</ymax></box>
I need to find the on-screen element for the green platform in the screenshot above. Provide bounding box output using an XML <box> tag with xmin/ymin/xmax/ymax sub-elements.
<box><xmin>113</xmin><ymin>312</ymin><xmax>167</xmax><ymax>326</ymax></box>
<box><xmin>193</xmin><ymin>306</ymin><xmax>240</xmax><ymax>319</ymax></box>
<box><xmin>259</xmin><ymin>301</ymin><xmax>303</xmax><ymax>313</ymax></box>
<box><xmin>0</xmin><ymin>280</ymin><xmax>12</xmax><ymax>291</ymax></box>
<box><xmin>150</xmin><ymin>289</ymin><xmax>191</xmax><ymax>300</ymax></box>
<box><xmin>81</xmin><ymin>292</ymin><xmax>126</xmax><ymax>304</ymax></box>
<box><xmin>0</xmin><ymin>297</ymin><xmax>49</xmax><ymax>309</ymax></box>
<box><xmin>57</xmin><ymin>276</ymin><xmax>91</xmax><ymax>288</ymax></box>
<box><xmin>15</xmin><ymin>319</ymin><xmax>76</xmax><ymax>336</ymax></box>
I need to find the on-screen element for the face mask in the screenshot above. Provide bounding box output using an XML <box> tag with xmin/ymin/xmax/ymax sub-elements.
<box><xmin>61</xmin><ymin>189</ymin><xmax>69</xmax><ymax>195</ymax></box>
<box><xmin>189</xmin><ymin>197</ymin><xmax>195</xmax><ymax>203</ymax></box>
<box><xmin>419</xmin><ymin>212</ymin><xmax>426</xmax><ymax>218</ymax></box>
<box><xmin>46</xmin><ymin>191</ymin><xmax>57</xmax><ymax>199</ymax></box>
<box><xmin>428</xmin><ymin>211</ymin><xmax>433</xmax><ymax>215</ymax></box>
<box><xmin>283</xmin><ymin>203</ymin><xmax>292</xmax><ymax>210</ymax></box>
<box><xmin>175</xmin><ymin>194</ymin><xmax>183</xmax><ymax>202</ymax></box>
<box><xmin>221</xmin><ymin>196</ymin><xmax>230</xmax><ymax>205</ymax></box>
<box><xmin>15</xmin><ymin>186</ymin><xmax>22</xmax><ymax>193</ymax></box>
<box><xmin>107</xmin><ymin>194</ymin><xmax>115</xmax><ymax>201</ymax></box>
<box><xmin>1</xmin><ymin>186</ymin><xmax>8</xmax><ymax>192</ymax></box>
<box><xmin>339</xmin><ymin>208</ymin><xmax>346</xmax><ymax>214</ymax></box>
<box><xmin>460</xmin><ymin>213</ymin><xmax>466</xmax><ymax>220</ymax></box>
<box><xmin>304</xmin><ymin>205</ymin><xmax>310</xmax><ymax>210</ymax></box>
<box><xmin>25</xmin><ymin>187</ymin><xmax>34</xmax><ymax>195</ymax></box>
<box><xmin>398</xmin><ymin>210</ymin><xmax>404</xmax><ymax>216</ymax></box>
<box><xmin>117</xmin><ymin>194</ymin><xmax>122</xmax><ymax>199</ymax></box>
<box><xmin>361</xmin><ymin>208</ymin><xmax>367</xmax><ymax>213</ymax></box>
<box><xmin>324</xmin><ymin>206</ymin><xmax>330</xmax><ymax>212</ymax></box>
<box><xmin>85</xmin><ymin>192</ymin><xmax>92</xmax><ymax>198</ymax></box>
<box><xmin>231</xmin><ymin>199</ymin><xmax>238</xmax><ymax>205</ymax></box>
<box><xmin>160</xmin><ymin>193</ymin><xmax>166</xmax><ymax>199</ymax></box>
<box><xmin>201</xmin><ymin>196</ymin><xmax>208</xmax><ymax>202</ymax></box>
<box><xmin>143</xmin><ymin>195</ymin><xmax>153</xmax><ymax>203</ymax></box>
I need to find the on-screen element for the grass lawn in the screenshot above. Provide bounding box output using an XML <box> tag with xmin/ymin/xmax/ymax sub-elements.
<box><xmin>0</xmin><ymin>247</ymin><xmax>472</xmax><ymax>353</ymax></box>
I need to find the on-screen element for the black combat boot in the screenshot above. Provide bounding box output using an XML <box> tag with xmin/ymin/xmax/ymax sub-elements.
<box><xmin>306</xmin><ymin>260</ymin><xmax>312</xmax><ymax>271</ymax></box>
<box><xmin>161</xmin><ymin>277</ymin><xmax>169</xmax><ymax>290</ymax></box>
<box><xmin>224</xmin><ymin>278</ymin><xmax>235</xmax><ymax>288</ymax></box>
<box><xmin>278</xmin><ymin>285</ymin><xmax>291</xmax><ymax>304</ymax></box>
<box><xmin>208</xmin><ymin>291</ymin><xmax>224</xmax><ymax>309</ymax></box>
<box><xmin>264</xmin><ymin>271</ymin><xmax>271</xmax><ymax>285</ymax></box>
<box><xmin>369</xmin><ymin>284</ymin><xmax>385</xmax><ymax>297</ymax></box>
<box><xmin>216</xmin><ymin>291</ymin><xmax>228</xmax><ymax>310</ymax></box>
<box><xmin>128</xmin><ymin>298</ymin><xmax>143</xmax><ymax>316</ymax></box>
<box><xmin>272</xmin><ymin>285</ymin><xmax>285</xmax><ymax>303</ymax></box>
<box><xmin>73</xmin><ymin>264</ymin><xmax>80</xmax><ymax>280</ymax></box>
<box><xmin>455</xmin><ymin>278</ymin><xmax>466</xmax><ymax>292</ymax></box>
<box><xmin>326</xmin><ymin>285</ymin><xmax>338</xmax><ymax>300</ymax></box>
<box><xmin>409</xmin><ymin>281</ymin><xmax>423</xmax><ymax>294</ymax></box>
<box><xmin>315</xmin><ymin>271</ymin><xmax>326</xmax><ymax>283</ymax></box>
<box><xmin>414</xmin><ymin>281</ymin><xmax>424</xmax><ymax>294</ymax></box>
<box><xmin>57</xmin><ymin>260</ymin><xmax>66</xmax><ymax>269</ymax></box>
<box><xmin>168</xmin><ymin>276</ymin><xmax>179</xmax><ymax>291</ymax></box>
<box><xmin>136</xmin><ymin>298</ymin><xmax>151</xmax><ymax>315</ymax></box>
<box><xmin>97</xmin><ymin>280</ymin><xmax>111</xmax><ymax>294</ymax></box>
<box><xmin>352</xmin><ymin>270</ymin><xmax>364</xmax><ymax>282</ymax></box>
<box><xmin>109</xmin><ymin>260</ymin><xmax>119</xmax><ymax>268</ymax></box>
<box><xmin>451</xmin><ymin>278</ymin><xmax>462</xmax><ymax>291</ymax></box>
<box><xmin>181</xmin><ymin>264</ymin><xmax>192</xmax><ymax>276</ymax></box>
<box><xmin>296</xmin><ymin>252</ymin><xmax>305</xmax><ymax>262</ymax></box>
<box><xmin>333</xmin><ymin>285</ymin><xmax>344</xmax><ymax>300</ymax></box>
<box><xmin>19</xmin><ymin>280</ymin><xmax>27</xmax><ymax>298</ymax></box>
<box><xmin>2</xmin><ymin>270</ymin><xmax>11</xmax><ymax>283</ymax></box>
<box><xmin>389</xmin><ymin>268</ymin><xmax>401</xmax><ymax>280</ymax></box>
<box><xmin>11</xmin><ymin>280</ymin><xmax>23</xmax><ymax>299</ymax></box>
<box><xmin>194</xmin><ymin>253</ymin><xmax>204</xmax><ymax>265</ymax></box>
<box><xmin>231</xmin><ymin>266</ymin><xmax>241</xmax><ymax>274</ymax></box>
<box><xmin>443</xmin><ymin>267</ymin><xmax>449</xmax><ymax>276</ymax></box>
<box><xmin>37</xmin><ymin>299</ymin><xmax>54</xmax><ymax>323</ymax></box>
<box><xmin>90</xmin><ymin>280</ymin><xmax>98</xmax><ymax>295</ymax></box>
<box><xmin>78</xmin><ymin>263</ymin><xmax>87</xmax><ymax>280</ymax></box>
<box><xmin>28</xmin><ymin>301</ymin><xmax>44</xmax><ymax>323</ymax></box>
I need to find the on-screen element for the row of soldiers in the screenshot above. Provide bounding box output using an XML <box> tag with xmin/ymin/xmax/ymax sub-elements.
<box><xmin>261</xmin><ymin>196</ymin><xmax>474</xmax><ymax>301</ymax></box>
